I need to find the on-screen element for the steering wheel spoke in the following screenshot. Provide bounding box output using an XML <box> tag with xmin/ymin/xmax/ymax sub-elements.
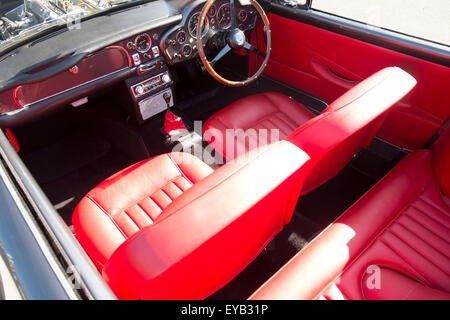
<box><xmin>230</xmin><ymin>0</ymin><xmax>237</xmax><ymax>29</ymax></box>
<box><xmin>209</xmin><ymin>44</ymin><xmax>232</xmax><ymax>66</ymax></box>
<box><xmin>243</xmin><ymin>42</ymin><xmax>266</xmax><ymax>57</ymax></box>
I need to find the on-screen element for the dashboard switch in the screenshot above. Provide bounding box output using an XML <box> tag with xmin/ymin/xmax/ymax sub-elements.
<box><xmin>132</xmin><ymin>53</ymin><xmax>141</xmax><ymax>66</ymax></box>
<box><xmin>152</xmin><ymin>46</ymin><xmax>160</xmax><ymax>58</ymax></box>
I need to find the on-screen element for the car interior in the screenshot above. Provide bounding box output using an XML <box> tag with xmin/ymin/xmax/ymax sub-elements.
<box><xmin>0</xmin><ymin>0</ymin><xmax>448</xmax><ymax>300</ymax></box>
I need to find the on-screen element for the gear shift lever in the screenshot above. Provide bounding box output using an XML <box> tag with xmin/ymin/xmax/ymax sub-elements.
<box><xmin>163</xmin><ymin>91</ymin><xmax>172</xmax><ymax>109</ymax></box>
<box><xmin>162</xmin><ymin>90</ymin><xmax>187</xmax><ymax>137</ymax></box>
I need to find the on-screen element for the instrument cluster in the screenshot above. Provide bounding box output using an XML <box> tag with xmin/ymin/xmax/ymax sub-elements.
<box><xmin>161</xmin><ymin>0</ymin><xmax>259</xmax><ymax>64</ymax></box>
<box><xmin>112</xmin><ymin>26</ymin><xmax>168</xmax><ymax>68</ymax></box>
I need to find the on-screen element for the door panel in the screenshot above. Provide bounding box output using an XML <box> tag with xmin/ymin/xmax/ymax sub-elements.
<box><xmin>261</xmin><ymin>12</ymin><xmax>450</xmax><ymax>150</ymax></box>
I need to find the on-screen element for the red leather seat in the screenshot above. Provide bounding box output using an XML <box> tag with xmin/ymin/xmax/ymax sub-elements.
<box><xmin>205</xmin><ymin>67</ymin><xmax>417</xmax><ymax>194</ymax></box>
<box><xmin>73</xmin><ymin>144</ymin><xmax>311</xmax><ymax>299</ymax></box>
<box><xmin>250</xmin><ymin>129</ymin><xmax>450</xmax><ymax>300</ymax></box>
<box><xmin>203</xmin><ymin>92</ymin><xmax>315</xmax><ymax>161</ymax></box>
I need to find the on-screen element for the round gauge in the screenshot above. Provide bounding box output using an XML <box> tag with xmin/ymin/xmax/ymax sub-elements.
<box><xmin>182</xmin><ymin>44</ymin><xmax>193</xmax><ymax>58</ymax></box>
<box><xmin>239</xmin><ymin>24</ymin><xmax>247</xmax><ymax>31</ymax></box>
<box><xmin>238</xmin><ymin>9</ymin><xmax>248</xmax><ymax>22</ymax></box>
<box><xmin>134</xmin><ymin>33</ymin><xmax>152</xmax><ymax>53</ymax></box>
<box><xmin>176</xmin><ymin>30</ymin><xmax>187</xmax><ymax>44</ymax></box>
<box><xmin>208</xmin><ymin>4</ymin><xmax>217</xmax><ymax>17</ymax></box>
<box><xmin>188</xmin><ymin>12</ymin><xmax>209</xmax><ymax>39</ymax></box>
<box><xmin>217</xmin><ymin>4</ymin><xmax>231</xmax><ymax>29</ymax></box>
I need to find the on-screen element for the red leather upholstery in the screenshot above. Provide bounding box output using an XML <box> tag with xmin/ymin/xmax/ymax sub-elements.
<box><xmin>74</xmin><ymin>143</ymin><xmax>311</xmax><ymax>299</ymax></box>
<box><xmin>205</xmin><ymin>67</ymin><xmax>417</xmax><ymax>194</ymax></box>
<box><xmin>260</xmin><ymin>13</ymin><xmax>450</xmax><ymax>150</ymax></box>
<box><xmin>203</xmin><ymin>91</ymin><xmax>314</xmax><ymax>161</ymax></box>
<box><xmin>72</xmin><ymin>152</ymin><xmax>213</xmax><ymax>270</ymax></box>
<box><xmin>432</xmin><ymin>127</ymin><xmax>450</xmax><ymax>197</ymax></box>
<box><xmin>250</xmin><ymin>140</ymin><xmax>450</xmax><ymax>300</ymax></box>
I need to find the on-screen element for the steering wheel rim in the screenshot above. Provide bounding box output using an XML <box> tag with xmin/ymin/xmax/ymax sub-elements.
<box><xmin>196</xmin><ymin>0</ymin><xmax>272</xmax><ymax>87</ymax></box>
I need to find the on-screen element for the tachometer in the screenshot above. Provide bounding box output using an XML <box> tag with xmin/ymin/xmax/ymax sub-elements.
<box><xmin>134</xmin><ymin>34</ymin><xmax>152</xmax><ymax>53</ymax></box>
<box><xmin>208</xmin><ymin>4</ymin><xmax>217</xmax><ymax>17</ymax></box>
<box><xmin>188</xmin><ymin>12</ymin><xmax>209</xmax><ymax>39</ymax></box>
<box><xmin>217</xmin><ymin>4</ymin><xmax>231</xmax><ymax>29</ymax></box>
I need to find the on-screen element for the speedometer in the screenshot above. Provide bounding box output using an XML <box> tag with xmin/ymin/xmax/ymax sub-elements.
<box><xmin>188</xmin><ymin>12</ymin><xmax>209</xmax><ymax>39</ymax></box>
<box><xmin>134</xmin><ymin>34</ymin><xmax>152</xmax><ymax>53</ymax></box>
<box><xmin>217</xmin><ymin>4</ymin><xmax>231</xmax><ymax>29</ymax></box>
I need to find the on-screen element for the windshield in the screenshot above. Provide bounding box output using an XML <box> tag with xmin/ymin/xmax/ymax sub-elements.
<box><xmin>0</xmin><ymin>0</ymin><xmax>147</xmax><ymax>49</ymax></box>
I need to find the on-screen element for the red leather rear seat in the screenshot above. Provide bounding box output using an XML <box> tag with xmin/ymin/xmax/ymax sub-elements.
<box><xmin>250</xmin><ymin>129</ymin><xmax>450</xmax><ymax>300</ymax></box>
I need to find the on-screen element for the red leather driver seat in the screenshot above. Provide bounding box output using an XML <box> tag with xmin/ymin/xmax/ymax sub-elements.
<box><xmin>250</xmin><ymin>128</ymin><xmax>450</xmax><ymax>300</ymax></box>
<box><xmin>204</xmin><ymin>67</ymin><xmax>416</xmax><ymax>194</ymax></box>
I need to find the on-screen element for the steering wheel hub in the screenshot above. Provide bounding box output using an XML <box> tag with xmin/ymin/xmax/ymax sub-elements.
<box><xmin>228</xmin><ymin>29</ymin><xmax>246</xmax><ymax>50</ymax></box>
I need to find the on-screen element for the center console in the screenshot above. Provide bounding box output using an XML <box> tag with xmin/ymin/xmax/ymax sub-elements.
<box><xmin>125</xmin><ymin>57</ymin><xmax>175</xmax><ymax>124</ymax></box>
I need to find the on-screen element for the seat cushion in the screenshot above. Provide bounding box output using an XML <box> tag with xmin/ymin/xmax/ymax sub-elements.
<box><xmin>203</xmin><ymin>92</ymin><xmax>314</xmax><ymax>161</ymax></box>
<box><xmin>250</xmin><ymin>149</ymin><xmax>450</xmax><ymax>300</ymax></box>
<box><xmin>72</xmin><ymin>152</ymin><xmax>213</xmax><ymax>269</ymax></box>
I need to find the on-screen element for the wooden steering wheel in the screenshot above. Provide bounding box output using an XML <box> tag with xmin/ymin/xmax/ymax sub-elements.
<box><xmin>196</xmin><ymin>0</ymin><xmax>272</xmax><ymax>87</ymax></box>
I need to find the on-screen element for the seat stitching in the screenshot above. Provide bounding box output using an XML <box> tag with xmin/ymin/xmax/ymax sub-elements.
<box><xmin>135</xmin><ymin>202</ymin><xmax>154</xmax><ymax>223</ymax></box>
<box><xmin>167</xmin><ymin>153</ymin><xmax>195</xmax><ymax>185</ymax></box>
<box><xmin>85</xmin><ymin>195</ymin><xmax>128</xmax><ymax>240</ymax></box>
<box><xmin>148</xmin><ymin>195</ymin><xmax>163</xmax><ymax>211</ymax></box>
<box><xmin>416</xmin><ymin>197</ymin><xmax>450</xmax><ymax>218</ymax></box>
<box><xmin>377</xmin><ymin>237</ymin><xmax>438</xmax><ymax>287</ymax></box>
<box><xmin>159</xmin><ymin>187</ymin><xmax>173</xmax><ymax>201</ymax></box>
<box><xmin>312</xmin><ymin>179</ymin><xmax>433</xmax><ymax>299</ymax></box>
<box><xmin>122</xmin><ymin>210</ymin><xmax>140</xmax><ymax>231</ymax></box>
<box><xmin>384</xmin><ymin>229</ymin><xmax>450</xmax><ymax>276</ymax></box>
<box><xmin>262</xmin><ymin>117</ymin><xmax>290</xmax><ymax>137</ymax></box>
<box><xmin>403</xmin><ymin>211</ymin><xmax>450</xmax><ymax>244</ymax></box>
<box><xmin>394</xmin><ymin>219</ymin><xmax>450</xmax><ymax>259</ymax></box>
<box><xmin>263</xmin><ymin>93</ymin><xmax>308</xmax><ymax>128</ymax></box>
<box><xmin>171</xmin><ymin>179</ymin><xmax>188</xmax><ymax>192</ymax></box>
<box><xmin>274</xmin><ymin>111</ymin><xmax>302</xmax><ymax>131</ymax></box>
<box><xmin>409</xmin><ymin>203</ymin><xmax>450</xmax><ymax>230</ymax></box>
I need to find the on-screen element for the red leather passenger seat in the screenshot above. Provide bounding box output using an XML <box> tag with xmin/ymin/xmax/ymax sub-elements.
<box><xmin>73</xmin><ymin>144</ymin><xmax>311</xmax><ymax>299</ymax></box>
<box><xmin>250</xmin><ymin>129</ymin><xmax>450</xmax><ymax>300</ymax></box>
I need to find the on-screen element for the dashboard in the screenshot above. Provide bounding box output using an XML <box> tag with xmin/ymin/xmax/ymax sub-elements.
<box><xmin>0</xmin><ymin>0</ymin><xmax>262</xmax><ymax>127</ymax></box>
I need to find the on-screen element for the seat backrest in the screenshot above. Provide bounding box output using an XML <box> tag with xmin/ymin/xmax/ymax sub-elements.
<box><xmin>288</xmin><ymin>67</ymin><xmax>417</xmax><ymax>194</ymax></box>
<box><xmin>102</xmin><ymin>141</ymin><xmax>311</xmax><ymax>299</ymax></box>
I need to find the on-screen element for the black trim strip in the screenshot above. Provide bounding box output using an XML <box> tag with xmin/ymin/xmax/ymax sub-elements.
<box><xmin>267</xmin><ymin>3</ymin><xmax>450</xmax><ymax>67</ymax></box>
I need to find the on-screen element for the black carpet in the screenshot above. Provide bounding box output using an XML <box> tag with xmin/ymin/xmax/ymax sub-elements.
<box><xmin>208</xmin><ymin>211</ymin><xmax>321</xmax><ymax>300</ymax></box>
<box><xmin>21</xmin><ymin>130</ymin><xmax>132</xmax><ymax>226</ymax></box>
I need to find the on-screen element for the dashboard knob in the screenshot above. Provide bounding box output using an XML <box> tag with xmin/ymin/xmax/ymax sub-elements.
<box><xmin>135</xmin><ymin>85</ymin><xmax>144</xmax><ymax>95</ymax></box>
<box><xmin>162</xmin><ymin>74</ymin><xmax>171</xmax><ymax>83</ymax></box>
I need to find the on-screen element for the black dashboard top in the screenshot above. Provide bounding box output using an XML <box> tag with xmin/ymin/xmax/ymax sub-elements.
<box><xmin>0</xmin><ymin>0</ymin><xmax>186</xmax><ymax>92</ymax></box>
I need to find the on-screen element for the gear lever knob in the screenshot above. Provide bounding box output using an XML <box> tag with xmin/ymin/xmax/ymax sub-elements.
<box><xmin>163</xmin><ymin>91</ymin><xmax>172</xmax><ymax>108</ymax></box>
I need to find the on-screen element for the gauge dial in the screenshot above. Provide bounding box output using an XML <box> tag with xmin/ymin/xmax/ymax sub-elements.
<box><xmin>182</xmin><ymin>44</ymin><xmax>193</xmax><ymax>58</ymax></box>
<box><xmin>134</xmin><ymin>34</ymin><xmax>152</xmax><ymax>53</ymax></box>
<box><xmin>238</xmin><ymin>9</ymin><xmax>248</xmax><ymax>22</ymax></box>
<box><xmin>217</xmin><ymin>4</ymin><xmax>231</xmax><ymax>29</ymax></box>
<box><xmin>208</xmin><ymin>4</ymin><xmax>217</xmax><ymax>17</ymax></box>
<box><xmin>188</xmin><ymin>12</ymin><xmax>209</xmax><ymax>39</ymax></box>
<box><xmin>176</xmin><ymin>30</ymin><xmax>187</xmax><ymax>44</ymax></box>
